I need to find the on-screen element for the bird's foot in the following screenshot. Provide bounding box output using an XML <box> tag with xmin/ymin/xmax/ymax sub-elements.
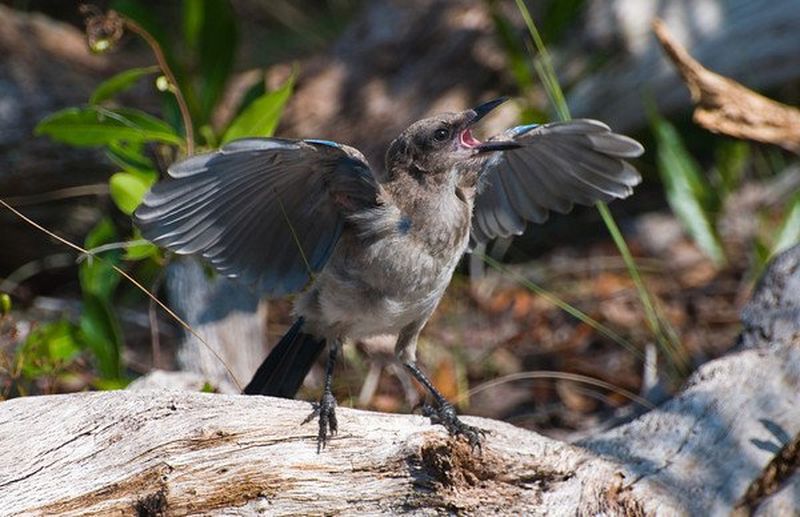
<box><xmin>302</xmin><ymin>390</ymin><xmax>338</xmax><ymax>452</ymax></box>
<box><xmin>421</xmin><ymin>400</ymin><xmax>486</xmax><ymax>451</ymax></box>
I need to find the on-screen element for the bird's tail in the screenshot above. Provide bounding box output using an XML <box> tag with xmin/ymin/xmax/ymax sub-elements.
<box><xmin>243</xmin><ymin>317</ymin><xmax>326</xmax><ymax>398</ymax></box>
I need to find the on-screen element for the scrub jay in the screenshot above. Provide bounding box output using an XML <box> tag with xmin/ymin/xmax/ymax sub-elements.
<box><xmin>135</xmin><ymin>98</ymin><xmax>643</xmax><ymax>450</ymax></box>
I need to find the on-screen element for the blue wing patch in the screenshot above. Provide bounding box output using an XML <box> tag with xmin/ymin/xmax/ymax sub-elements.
<box><xmin>507</xmin><ymin>124</ymin><xmax>538</xmax><ymax>137</ymax></box>
<box><xmin>305</xmin><ymin>139</ymin><xmax>342</xmax><ymax>149</ymax></box>
<box><xmin>397</xmin><ymin>216</ymin><xmax>412</xmax><ymax>235</ymax></box>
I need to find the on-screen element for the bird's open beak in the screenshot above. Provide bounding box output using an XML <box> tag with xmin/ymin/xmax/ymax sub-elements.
<box><xmin>475</xmin><ymin>140</ymin><xmax>521</xmax><ymax>152</ymax></box>
<box><xmin>462</xmin><ymin>97</ymin><xmax>521</xmax><ymax>153</ymax></box>
<box><xmin>467</xmin><ymin>97</ymin><xmax>509</xmax><ymax>125</ymax></box>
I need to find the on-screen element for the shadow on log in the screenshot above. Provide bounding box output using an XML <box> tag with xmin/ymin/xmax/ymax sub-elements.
<box><xmin>2</xmin><ymin>245</ymin><xmax>800</xmax><ymax>515</ymax></box>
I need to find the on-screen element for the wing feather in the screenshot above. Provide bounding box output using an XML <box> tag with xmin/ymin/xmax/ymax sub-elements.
<box><xmin>472</xmin><ymin>119</ymin><xmax>643</xmax><ymax>244</ymax></box>
<box><xmin>135</xmin><ymin>138</ymin><xmax>378</xmax><ymax>296</ymax></box>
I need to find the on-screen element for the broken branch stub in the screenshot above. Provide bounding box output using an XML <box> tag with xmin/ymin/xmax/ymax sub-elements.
<box><xmin>653</xmin><ymin>18</ymin><xmax>800</xmax><ymax>154</ymax></box>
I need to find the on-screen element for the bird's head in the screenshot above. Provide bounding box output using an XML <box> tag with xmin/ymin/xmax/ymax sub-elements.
<box><xmin>385</xmin><ymin>98</ymin><xmax>519</xmax><ymax>180</ymax></box>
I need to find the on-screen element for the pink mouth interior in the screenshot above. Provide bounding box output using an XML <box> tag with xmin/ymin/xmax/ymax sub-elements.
<box><xmin>460</xmin><ymin>128</ymin><xmax>482</xmax><ymax>148</ymax></box>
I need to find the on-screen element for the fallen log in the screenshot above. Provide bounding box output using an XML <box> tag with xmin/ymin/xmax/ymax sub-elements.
<box><xmin>2</xmin><ymin>245</ymin><xmax>800</xmax><ymax>515</ymax></box>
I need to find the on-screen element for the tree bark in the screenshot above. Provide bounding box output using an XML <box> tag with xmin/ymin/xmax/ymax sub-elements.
<box><xmin>2</xmin><ymin>246</ymin><xmax>800</xmax><ymax>516</ymax></box>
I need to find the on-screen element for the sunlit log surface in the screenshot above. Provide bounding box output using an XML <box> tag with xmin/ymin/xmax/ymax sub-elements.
<box><xmin>2</xmin><ymin>246</ymin><xmax>799</xmax><ymax>516</ymax></box>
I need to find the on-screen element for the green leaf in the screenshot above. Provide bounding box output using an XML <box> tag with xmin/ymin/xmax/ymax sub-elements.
<box><xmin>80</xmin><ymin>294</ymin><xmax>123</xmax><ymax>379</ymax></box>
<box><xmin>124</xmin><ymin>240</ymin><xmax>159</xmax><ymax>261</ymax></box>
<box><xmin>182</xmin><ymin>0</ymin><xmax>204</xmax><ymax>49</ymax></box>
<box><xmin>0</xmin><ymin>293</ymin><xmax>10</xmax><ymax>315</ymax></box>
<box><xmin>19</xmin><ymin>320</ymin><xmax>82</xmax><ymax>378</ymax></box>
<box><xmin>222</xmin><ymin>74</ymin><xmax>294</xmax><ymax>143</ymax></box>
<box><xmin>93</xmin><ymin>377</ymin><xmax>130</xmax><ymax>390</ymax></box>
<box><xmin>85</xmin><ymin>218</ymin><xmax>117</xmax><ymax>251</ymax></box>
<box><xmin>109</xmin><ymin>172</ymin><xmax>152</xmax><ymax>215</ymax></box>
<box><xmin>80</xmin><ymin>219</ymin><xmax>122</xmax><ymax>300</ymax></box>
<box><xmin>753</xmin><ymin>237</ymin><xmax>771</xmax><ymax>275</ymax></box>
<box><xmin>651</xmin><ymin>113</ymin><xmax>726</xmax><ymax>266</ymax></box>
<box><xmin>106</xmin><ymin>141</ymin><xmax>156</xmax><ymax>176</ymax></box>
<box><xmin>773</xmin><ymin>197</ymin><xmax>800</xmax><ymax>256</ymax></box>
<box><xmin>233</xmin><ymin>78</ymin><xmax>266</xmax><ymax>118</ymax></box>
<box><xmin>194</xmin><ymin>0</ymin><xmax>238</xmax><ymax>124</ymax></box>
<box><xmin>90</xmin><ymin>66</ymin><xmax>160</xmax><ymax>105</ymax></box>
<box><xmin>199</xmin><ymin>124</ymin><xmax>218</xmax><ymax>148</ymax></box>
<box><xmin>201</xmin><ymin>381</ymin><xmax>217</xmax><ymax>393</ymax></box>
<box><xmin>36</xmin><ymin>107</ymin><xmax>183</xmax><ymax>147</ymax></box>
<box><xmin>714</xmin><ymin>140</ymin><xmax>750</xmax><ymax>194</ymax></box>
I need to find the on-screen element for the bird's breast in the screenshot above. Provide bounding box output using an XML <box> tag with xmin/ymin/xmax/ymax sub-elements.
<box><xmin>294</xmin><ymin>196</ymin><xmax>471</xmax><ymax>339</ymax></box>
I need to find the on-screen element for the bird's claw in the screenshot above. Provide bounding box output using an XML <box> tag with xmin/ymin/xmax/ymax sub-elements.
<box><xmin>421</xmin><ymin>400</ymin><xmax>486</xmax><ymax>451</ymax></box>
<box><xmin>302</xmin><ymin>391</ymin><xmax>338</xmax><ymax>452</ymax></box>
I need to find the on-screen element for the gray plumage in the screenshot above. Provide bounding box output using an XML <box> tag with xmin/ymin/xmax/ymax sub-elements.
<box><xmin>135</xmin><ymin>138</ymin><xmax>377</xmax><ymax>295</ymax></box>
<box><xmin>134</xmin><ymin>98</ymin><xmax>644</xmax><ymax>450</ymax></box>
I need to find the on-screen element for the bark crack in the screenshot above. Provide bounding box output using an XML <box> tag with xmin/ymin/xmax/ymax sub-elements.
<box><xmin>626</xmin><ymin>400</ymin><xmax>718</xmax><ymax>488</ymax></box>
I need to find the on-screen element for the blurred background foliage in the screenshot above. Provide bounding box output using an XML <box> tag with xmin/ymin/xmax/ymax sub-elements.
<box><xmin>0</xmin><ymin>0</ymin><xmax>798</xmax><ymax>437</ymax></box>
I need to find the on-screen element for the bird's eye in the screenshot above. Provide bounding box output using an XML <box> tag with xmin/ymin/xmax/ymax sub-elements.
<box><xmin>433</xmin><ymin>128</ymin><xmax>450</xmax><ymax>142</ymax></box>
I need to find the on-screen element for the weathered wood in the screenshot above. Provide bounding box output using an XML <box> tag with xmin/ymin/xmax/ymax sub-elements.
<box><xmin>0</xmin><ymin>391</ymin><xmax>624</xmax><ymax>516</ymax></box>
<box><xmin>653</xmin><ymin>19</ymin><xmax>800</xmax><ymax>153</ymax></box>
<box><xmin>165</xmin><ymin>259</ymin><xmax>268</xmax><ymax>390</ymax></box>
<box><xmin>0</xmin><ymin>331</ymin><xmax>798</xmax><ymax>515</ymax></box>
<box><xmin>570</xmin><ymin>0</ymin><xmax>800</xmax><ymax>131</ymax></box>
<box><xmin>2</xmin><ymin>246</ymin><xmax>800</xmax><ymax>516</ymax></box>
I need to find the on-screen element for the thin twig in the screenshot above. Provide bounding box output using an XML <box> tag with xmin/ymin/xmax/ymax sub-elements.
<box><xmin>122</xmin><ymin>18</ymin><xmax>195</xmax><ymax>155</ymax></box>
<box><xmin>77</xmin><ymin>239</ymin><xmax>152</xmax><ymax>261</ymax></box>
<box><xmin>0</xmin><ymin>199</ymin><xmax>242</xmax><ymax>391</ymax></box>
<box><xmin>4</xmin><ymin>184</ymin><xmax>109</xmax><ymax>207</ymax></box>
<box><xmin>148</xmin><ymin>265</ymin><xmax>167</xmax><ymax>370</ymax></box>
<box><xmin>479</xmin><ymin>252</ymin><xmax>643</xmax><ymax>361</ymax></box>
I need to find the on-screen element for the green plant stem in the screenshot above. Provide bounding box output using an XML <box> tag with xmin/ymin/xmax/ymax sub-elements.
<box><xmin>513</xmin><ymin>0</ymin><xmax>688</xmax><ymax>376</ymax></box>
<box><xmin>596</xmin><ymin>203</ymin><xmax>687</xmax><ymax>373</ymax></box>
<box><xmin>123</xmin><ymin>18</ymin><xmax>195</xmax><ymax>155</ymax></box>
<box><xmin>514</xmin><ymin>0</ymin><xmax>569</xmax><ymax>121</ymax></box>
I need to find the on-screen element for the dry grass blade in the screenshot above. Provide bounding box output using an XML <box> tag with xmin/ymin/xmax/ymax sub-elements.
<box><xmin>4</xmin><ymin>184</ymin><xmax>109</xmax><ymax>207</ymax></box>
<box><xmin>0</xmin><ymin>198</ymin><xmax>243</xmax><ymax>391</ymax></box>
<box><xmin>512</xmin><ymin>1</ymin><xmax>686</xmax><ymax>378</ymax></box>
<box><xmin>463</xmin><ymin>370</ymin><xmax>655</xmax><ymax>410</ymax></box>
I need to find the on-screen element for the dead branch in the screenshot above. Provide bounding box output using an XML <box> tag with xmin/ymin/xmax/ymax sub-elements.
<box><xmin>653</xmin><ymin>18</ymin><xmax>800</xmax><ymax>153</ymax></box>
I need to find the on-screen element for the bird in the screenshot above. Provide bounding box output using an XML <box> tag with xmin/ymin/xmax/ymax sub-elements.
<box><xmin>134</xmin><ymin>97</ymin><xmax>644</xmax><ymax>451</ymax></box>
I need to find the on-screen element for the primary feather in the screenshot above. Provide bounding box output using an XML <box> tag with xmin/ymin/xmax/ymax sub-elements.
<box><xmin>471</xmin><ymin>119</ymin><xmax>643</xmax><ymax>244</ymax></box>
<box><xmin>134</xmin><ymin>138</ymin><xmax>379</xmax><ymax>296</ymax></box>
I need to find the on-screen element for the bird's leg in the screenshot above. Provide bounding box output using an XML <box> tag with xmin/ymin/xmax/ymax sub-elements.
<box><xmin>302</xmin><ymin>339</ymin><xmax>340</xmax><ymax>452</ymax></box>
<box><xmin>403</xmin><ymin>361</ymin><xmax>485</xmax><ymax>450</ymax></box>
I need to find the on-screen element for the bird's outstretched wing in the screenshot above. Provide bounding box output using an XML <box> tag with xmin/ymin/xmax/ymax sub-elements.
<box><xmin>471</xmin><ymin>120</ymin><xmax>644</xmax><ymax>244</ymax></box>
<box><xmin>134</xmin><ymin>138</ymin><xmax>379</xmax><ymax>296</ymax></box>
